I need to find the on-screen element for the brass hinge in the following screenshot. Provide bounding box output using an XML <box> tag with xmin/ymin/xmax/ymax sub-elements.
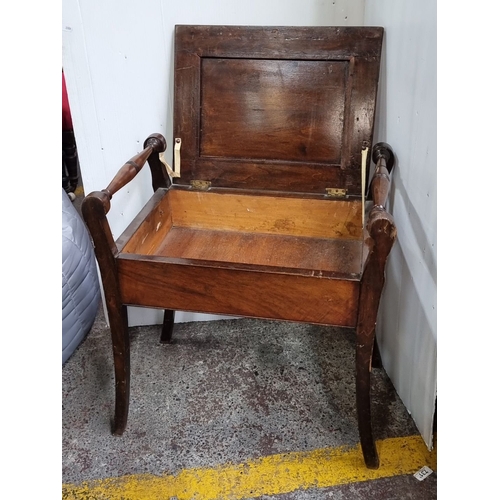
<box><xmin>326</xmin><ymin>188</ymin><xmax>347</xmax><ymax>198</ymax></box>
<box><xmin>190</xmin><ymin>180</ymin><xmax>211</xmax><ymax>191</ymax></box>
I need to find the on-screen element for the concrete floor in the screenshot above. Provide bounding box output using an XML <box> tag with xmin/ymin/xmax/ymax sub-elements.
<box><xmin>62</xmin><ymin>302</ymin><xmax>437</xmax><ymax>499</ymax></box>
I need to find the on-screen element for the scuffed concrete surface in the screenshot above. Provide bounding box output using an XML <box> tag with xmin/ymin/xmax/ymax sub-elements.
<box><xmin>62</xmin><ymin>305</ymin><xmax>421</xmax><ymax>486</ymax></box>
<box><xmin>258</xmin><ymin>474</ymin><xmax>437</xmax><ymax>499</ymax></box>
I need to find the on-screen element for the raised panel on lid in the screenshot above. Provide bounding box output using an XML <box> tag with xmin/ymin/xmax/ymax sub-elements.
<box><xmin>200</xmin><ymin>58</ymin><xmax>347</xmax><ymax>163</ymax></box>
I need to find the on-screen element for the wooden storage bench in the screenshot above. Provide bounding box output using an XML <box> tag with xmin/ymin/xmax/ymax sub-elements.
<box><xmin>82</xmin><ymin>25</ymin><xmax>397</xmax><ymax>469</ymax></box>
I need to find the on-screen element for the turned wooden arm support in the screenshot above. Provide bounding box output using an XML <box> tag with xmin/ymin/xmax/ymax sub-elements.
<box><xmin>366</xmin><ymin>142</ymin><xmax>397</xmax><ymax>251</ymax></box>
<box><xmin>81</xmin><ymin>133</ymin><xmax>167</xmax><ymax>258</ymax></box>
<box><xmin>85</xmin><ymin>133</ymin><xmax>167</xmax><ymax>215</ymax></box>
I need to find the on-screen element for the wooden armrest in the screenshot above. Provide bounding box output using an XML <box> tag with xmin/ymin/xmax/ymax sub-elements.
<box><xmin>85</xmin><ymin>133</ymin><xmax>167</xmax><ymax>215</ymax></box>
<box><xmin>367</xmin><ymin>142</ymin><xmax>397</xmax><ymax>244</ymax></box>
<box><xmin>81</xmin><ymin>133</ymin><xmax>167</xmax><ymax>259</ymax></box>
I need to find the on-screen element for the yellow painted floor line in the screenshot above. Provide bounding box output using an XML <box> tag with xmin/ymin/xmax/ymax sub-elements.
<box><xmin>62</xmin><ymin>435</ymin><xmax>436</xmax><ymax>500</ymax></box>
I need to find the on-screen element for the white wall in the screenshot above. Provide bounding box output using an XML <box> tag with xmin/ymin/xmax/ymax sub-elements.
<box><xmin>62</xmin><ymin>0</ymin><xmax>366</xmax><ymax>325</ymax></box>
<box><xmin>364</xmin><ymin>0</ymin><xmax>437</xmax><ymax>449</ymax></box>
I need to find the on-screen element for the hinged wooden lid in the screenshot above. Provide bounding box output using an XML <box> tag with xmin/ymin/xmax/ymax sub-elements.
<box><xmin>173</xmin><ymin>25</ymin><xmax>383</xmax><ymax>196</ymax></box>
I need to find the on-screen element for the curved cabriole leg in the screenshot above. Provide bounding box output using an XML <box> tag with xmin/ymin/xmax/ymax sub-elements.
<box><xmin>108</xmin><ymin>303</ymin><xmax>130</xmax><ymax>435</ymax></box>
<box><xmin>356</xmin><ymin>213</ymin><xmax>396</xmax><ymax>468</ymax></box>
<box><xmin>356</xmin><ymin>214</ymin><xmax>396</xmax><ymax>468</ymax></box>
<box><xmin>160</xmin><ymin>309</ymin><xmax>175</xmax><ymax>343</ymax></box>
<box><xmin>356</xmin><ymin>326</ymin><xmax>379</xmax><ymax>469</ymax></box>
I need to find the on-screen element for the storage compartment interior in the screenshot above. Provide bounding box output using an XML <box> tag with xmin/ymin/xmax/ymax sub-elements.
<box><xmin>121</xmin><ymin>189</ymin><xmax>365</xmax><ymax>277</ymax></box>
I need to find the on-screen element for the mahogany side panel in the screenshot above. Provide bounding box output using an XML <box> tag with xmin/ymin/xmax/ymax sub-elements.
<box><xmin>118</xmin><ymin>257</ymin><xmax>360</xmax><ymax>327</ymax></box>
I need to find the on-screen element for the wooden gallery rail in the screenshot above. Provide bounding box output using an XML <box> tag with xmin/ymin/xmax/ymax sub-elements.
<box><xmin>82</xmin><ymin>135</ymin><xmax>396</xmax><ymax>469</ymax></box>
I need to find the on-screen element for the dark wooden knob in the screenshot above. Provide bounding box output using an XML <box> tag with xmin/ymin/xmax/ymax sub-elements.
<box><xmin>372</xmin><ymin>142</ymin><xmax>394</xmax><ymax>173</ymax></box>
<box><xmin>143</xmin><ymin>133</ymin><xmax>167</xmax><ymax>153</ymax></box>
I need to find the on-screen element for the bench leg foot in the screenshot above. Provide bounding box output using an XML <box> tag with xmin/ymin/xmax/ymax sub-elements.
<box><xmin>108</xmin><ymin>304</ymin><xmax>130</xmax><ymax>435</ymax></box>
<box><xmin>160</xmin><ymin>309</ymin><xmax>175</xmax><ymax>343</ymax></box>
<box><xmin>356</xmin><ymin>332</ymin><xmax>379</xmax><ymax>469</ymax></box>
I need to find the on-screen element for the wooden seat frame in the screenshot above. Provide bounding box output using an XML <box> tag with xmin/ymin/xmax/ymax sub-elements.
<box><xmin>82</xmin><ymin>25</ymin><xmax>397</xmax><ymax>469</ymax></box>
